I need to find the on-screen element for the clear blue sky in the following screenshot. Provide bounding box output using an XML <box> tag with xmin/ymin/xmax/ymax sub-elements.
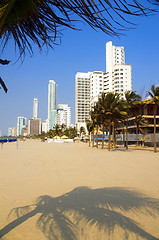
<box><xmin>0</xmin><ymin>13</ymin><xmax>159</xmax><ymax>136</ymax></box>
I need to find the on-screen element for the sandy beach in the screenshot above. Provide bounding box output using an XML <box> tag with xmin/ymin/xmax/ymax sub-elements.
<box><xmin>0</xmin><ymin>140</ymin><xmax>159</xmax><ymax>240</ymax></box>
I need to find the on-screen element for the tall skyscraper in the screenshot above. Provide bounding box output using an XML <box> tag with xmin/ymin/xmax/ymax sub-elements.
<box><xmin>33</xmin><ymin>98</ymin><xmax>38</xmax><ymax>119</ymax></box>
<box><xmin>56</xmin><ymin>104</ymin><xmax>71</xmax><ymax>127</ymax></box>
<box><xmin>75</xmin><ymin>72</ymin><xmax>91</xmax><ymax>132</ymax></box>
<box><xmin>105</xmin><ymin>41</ymin><xmax>132</xmax><ymax>98</ymax></box>
<box><xmin>48</xmin><ymin>80</ymin><xmax>57</xmax><ymax>130</ymax></box>
<box><xmin>17</xmin><ymin>117</ymin><xmax>27</xmax><ymax>136</ymax></box>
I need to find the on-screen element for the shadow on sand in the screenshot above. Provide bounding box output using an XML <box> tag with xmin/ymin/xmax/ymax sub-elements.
<box><xmin>1</xmin><ymin>187</ymin><xmax>159</xmax><ymax>240</ymax></box>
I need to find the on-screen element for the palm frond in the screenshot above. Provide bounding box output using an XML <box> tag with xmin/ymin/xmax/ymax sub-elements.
<box><xmin>0</xmin><ymin>0</ymin><xmax>159</xmax><ymax>58</ymax></box>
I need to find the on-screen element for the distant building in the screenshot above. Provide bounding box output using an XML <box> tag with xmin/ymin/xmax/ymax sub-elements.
<box><xmin>28</xmin><ymin>118</ymin><xmax>41</xmax><ymax>135</ymax></box>
<box><xmin>17</xmin><ymin>117</ymin><xmax>27</xmax><ymax>136</ymax></box>
<box><xmin>75</xmin><ymin>72</ymin><xmax>91</xmax><ymax>132</ymax></box>
<box><xmin>33</xmin><ymin>98</ymin><xmax>38</xmax><ymax>119</ymax></box>
<box><xmin>105</xmin><ymin>41</ymin><xmax>132</xmax><ymax>98</ymax></box>
<box><xmin>8</xmin><ymin>128</ymin><xmax>12</xmax><ymax>136</ymax></box>
<box><xmin>48</xmin><ymin>80</ymin><xmax>57</xmax><ymax>130</ymax></box>
<box><xmin>22</xmin><ymin>126</ymin><xmax>28</xmax><ymax>136</ymax></box>
<box><xmin>56</xmin><ymin>104</ymin><xmax>71</xmax><ymax>127</ymax></box>
<box><xmin>12</xmin><ymin>127</ymin><xmax>17</xmax><ymax>136</ymax></box>
<box><xmin>41</xmin><ymin>119</ymin><xmax>49</xmax><ymax>133</ymax></box>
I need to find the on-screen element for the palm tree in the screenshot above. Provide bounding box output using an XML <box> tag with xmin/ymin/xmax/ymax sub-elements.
<box><xmin>90</xmin><ymin>110</ymin><xmax>97</xmax><ymax>148</ymax></box>
<box><xmin>135</xmin><ymin>115</ymin><xmax>148</xmax><ymax>147</ymax></box>
<box><xmin>54</xmin><ymin>124</ymin><xmax>61</xmax><ymax>137</ymax></box>
<box><xmin>97</xmin><ymin>93</ymin><xmax>127</xmax><ymax>151</ymax></box>
<box><xmin>124</xmin><ymin>91</ymin><xmax>142</xmax><ymax>149</ymax></box>
<box><xmin>147</xmin><ymin>85</ymin><xmax>159</xmax><ymax>153</ymax></box>
<box><xmin>86</xmin><ymin>120</ymin><xmax>93</xmax><ymax>147</ymax></box>
<box><xmin>80</xmin><ymin>126</ymin><xmax>86</xmax><ymax>139</ymax></box>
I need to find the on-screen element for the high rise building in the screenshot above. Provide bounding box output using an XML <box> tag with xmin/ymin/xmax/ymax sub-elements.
<box><xmin>105</xmin><ymin>41</ymin><xmax>132</xmax><ymax>98</ymax></box>
<box><xmin>33</xmin><ymin>98</ymin><xmax>38</xmax><ymax>119</ymax></box>
<box><xmin>17</xmin><ymin>117</ymin><xmax>27</xmax><ymax>136</ymax></box>
<box><xmin>48</xmin><ymin>80</ymin><xmax>57</xmax><ymax>130</ymax></box>
<box><xmin>56</xmin><ymin>104</ymin><xmax>71</xmax><ymax>127</ymax></box>
<box><xmin>90</xmin><ymin>71</ymin><xmax>106</xmax><ymax>107</ymax></box>
<box><xmin>12</xmin><ymin>127</ymin><xmax>17</xmax><ymax>136</ymax></box>
<box><xmin>41</xmin><ymin>119</ymin><xmax>48</xmax><ymax>133</ymax></box>
<box><xmin>28</xmin><ymin>118</ymin><xmax>41</xmax><ymax>135</ymax></box>
<box><xmin>75</xmin><ymin>72</ymin><xmax>91</xmax><ymax>132</ymax></box>
<box><xmin>8</xmin><ymin>128</ymin><xmax>12</xmax><ymax>136</ymax></box>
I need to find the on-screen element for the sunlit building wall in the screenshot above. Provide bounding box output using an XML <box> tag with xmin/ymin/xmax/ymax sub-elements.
<box><xmin>33</xmin><ymin>98</ymin><xmax>38</xmax><ymax>119</ymax></box>
<box><xmin>48</xmin><ymin>80</ymin><xmax>57</xmax><ymax>130</ymax></box>
<box><xmin>75</xmin><ymin>72</ymin><xmax>91</xmax><ymax>132</ymax></box>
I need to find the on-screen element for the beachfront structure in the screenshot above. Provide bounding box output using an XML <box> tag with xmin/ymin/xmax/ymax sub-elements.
<box><xmin>33</xmin><ymin>98</ymin><xmax>38</xmax><ymax>119</ymax></box>
<box><xmin>75</xmin><ymin>72</ymin><xmax>91</xmax><ymax>132</ymax></box>
<box><xmin>116</xmin><ymin>102</ymin><xmax>159</xmax><ymax>146</ymax></box>
<box><xmin>90</xmin><ymin>71</ymin><xmax>106</xmax><ymax>107</ymax></box>
<box><xmin>28</xmin><ymin>118</ymin><xmax>41</xmax><ymax>135</ymax></box>
<box><xmin>105</xmin><ymin>41</ymin><xmax>132</xmax><ymax>98</ymax></box>
<box><xmin>48</xmin><ymin>80</ymin><xmax>57</xmax><ymax>130</ymax></box>
<box><xmin>17</xmin><ymin>117</ymin><xmax>27</xmax><ymax>136</ymax></box>
<box><xmin>56</xmin><ymin>104</ymin><xmax>71</xmax><ymax>127</ymax></box>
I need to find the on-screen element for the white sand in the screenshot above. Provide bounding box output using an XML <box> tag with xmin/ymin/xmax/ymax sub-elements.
<box><xmin>0</xmin><ymin>140</ymin><xmax>159</xmax><ymax>240</ymax></box>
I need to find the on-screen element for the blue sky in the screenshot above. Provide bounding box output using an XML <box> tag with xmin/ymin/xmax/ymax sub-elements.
<box><xmin>0</xmin><ymin>13</ymin><xmax>159</xmax><ymax>136</ymax></box>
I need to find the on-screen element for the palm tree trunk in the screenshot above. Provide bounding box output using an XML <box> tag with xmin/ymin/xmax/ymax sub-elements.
<box><xmin>123</xmin><ymin>124</ymin><xmax>125</xmax><ymax>147</ymax></box>
<box><xmin>92</xmin><ymin>128</ymin><xmax>95</xmax><ymax>147</ymax></box>
<box><xmin>108</xmin><ymin>122</ymin><xmax>111</xmax><ymax>151</ymax></box>
<box><xmin>154</xmin><ymin>104</ymin><xmax>157</xmax><ymax>153</ymax></box>
<box><xmin>96</xmin><ymin>124</ymin><xmax>98</xmax><ymax>148</ymax></box>
<box><xmin>113</xmin><ymin>124</ymin><xmax>116</xmax><ymax>148</ymax></box>
<box><xmin>102</xmin><ymin>123</ymin><xmax>104</xmax><ymax>149</ymax></box>
<box><xmin>126</xmin><ymin>120</ymin><xmax>128</xmax><ymax>149</ymax></box>
<box><xmin>136</xmin><ymin>126</ymin><xmax>138</xmax><ymax>147</ymax></box>
<box><xmin>89</xmin><ymin>133</ymin><xmax>91</xmax><ymax>147</ymax></box>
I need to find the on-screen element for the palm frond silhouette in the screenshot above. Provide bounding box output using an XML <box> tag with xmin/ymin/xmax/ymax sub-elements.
<box><xmin>1</xmin><ymin>187</ymin><xmax>159</xmax><ymax>240</ymax></box>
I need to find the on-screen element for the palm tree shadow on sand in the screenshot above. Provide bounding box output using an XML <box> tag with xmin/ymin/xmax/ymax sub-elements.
<box><xmin>1</xmin><ymin>187</ymin><xmax>159</xmax><ymax>240</ymax></box>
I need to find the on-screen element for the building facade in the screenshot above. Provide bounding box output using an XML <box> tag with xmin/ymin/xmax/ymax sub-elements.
<box><xmin>90</xmin><ymin>71</ymin><xmax>106</xmax><ymax>107</ymax></box>
<box><xmin>48</xmin><ymin>80</ymin><xmax>57</xmax><ymax>130</ymax></box>
<box><xmin>75</xmin><ymin>72</ymin><xmax>91</xmax><ymax>132</ymax></box>
<box><xmin>8</xmin><ymin>128</ymin><xmax>12</xmax><ymax>136</ymax></box>
<box><xmin>41</xmin><ymin>119</ymin><xmax>48</xmax><ymax>133</ymax></box>
<box><xmin>17</xmin><ymin>117</ymin><xmax>27</xmax><ymax>136</ymax></box>
<box><xmin>105</xmin><ymin>41</ymin><xmax>132</xmax><ymax>98</ymax></box>
<box><xmin>56</xmin><ymin>104</ymin><xmax>71</xmax><ymax>127</ymax></box>
<box><xmin>33</xmin><ymin>98</ymin><xmax>38</xmax><ymax>119</ymax></box>
<box><xmin>28</xmin><ymin>118</ymin><xmax>41</xmax><ymax>135</ymax></box>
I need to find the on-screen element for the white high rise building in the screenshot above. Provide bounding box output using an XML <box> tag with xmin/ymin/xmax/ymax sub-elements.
<box><xmin>17</xmin><ymin>117</ymin><xmax>27</xmax><ymax>136</ymax></box>
<box><xmin>8</xmin><ymin>128</ymin><xmax>12</xmax><ymax>136</ymax></box>
<box><xmin>90</xmin><ymin>71</ymin><xmax>106</xmax><ymax>107</ymax></box>
<box><xmin>48</xmin><ymin>80</ymin><xmax>57</xmax><ymax>130</ymax></box>
<box><xmin>41</xmin><ymin>119</ymin><xmax>49</xmax><ymax>133</ymax></box>
<box><xmin>105</xmin><ymin>41</ymin><xmax>132</xmax><ymax>98</ymax></box>
<box><xmin>75</xmin><ymin>72</ymin><xmax>91</xmax><ymax>132</ymax></box>
<box><xmin>33</xmin><ymin>98</ymin><xmax>38</xmax><ymax>119</ymax></box>
<box><xmin>56</xmin><ymin>104</ymin><xmax>71</xmax><ymax>127</ymax></box>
